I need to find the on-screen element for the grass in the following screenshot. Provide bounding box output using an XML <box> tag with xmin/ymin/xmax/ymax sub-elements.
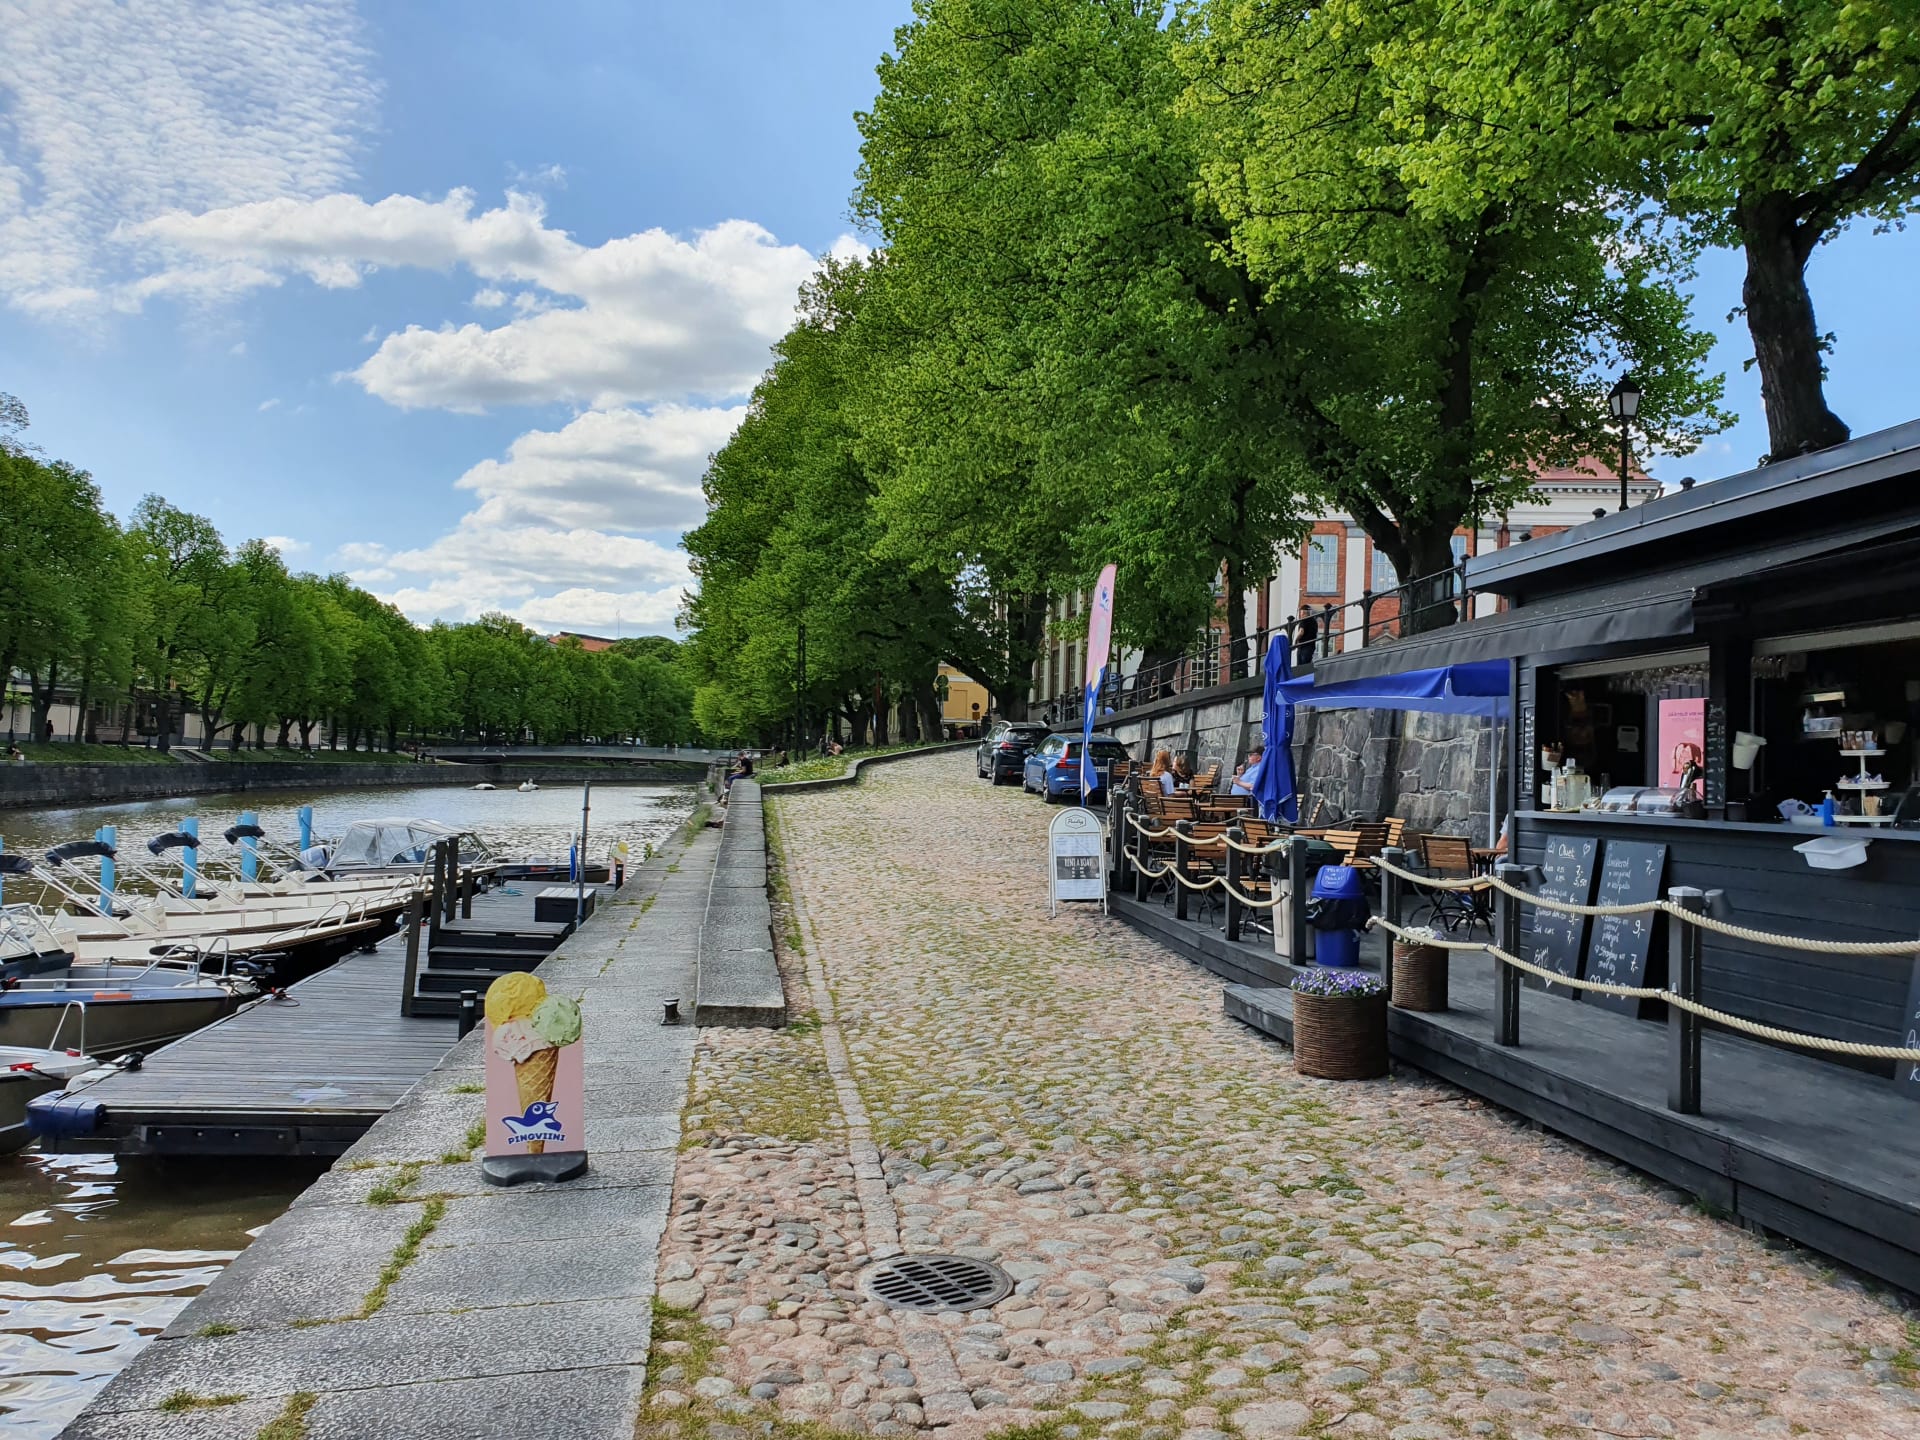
<box><xmin>196</xmin><ymin>1321</ymin><xmax>239</xmax><ymax>1338</ymax></box>
<box><xmin>754</xmin><ymin>740</ymin><xmax>949</xmax><ymax>786</ymax></box>
<box><xmin>449</xmin><ymin>1081</ymin><xmax>484</xmax><ymax>1094</ymax></box>
<box><xmin>357</xmin><ymin>1198</ymin><xmax>446</xmax><ymax>1319</ymax></box>
<box><xmin>256</xmin><ymin>1391</ymin><xmax>318</xmax><ymax>1440</ymax></box>
<box><xmin>15</xmin><ymin>741</ymin><xmax>180</xmax><ymax>765</ymax></box>
<box><xmin>366</xmin><ymin>1163</ymin><xmax>423</xmax><ymax>1205</ymax></box>
<box><xmin>158</xmin><ymin>1391</ymin><xmax>246</xmax><ymax>1412</ymax></box>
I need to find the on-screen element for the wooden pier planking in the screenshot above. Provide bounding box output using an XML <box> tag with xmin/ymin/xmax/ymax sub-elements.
<box><xmin>32</xmin><ymin>887</ymin><xmax>561</xmax><ymax>1156</ymax></box>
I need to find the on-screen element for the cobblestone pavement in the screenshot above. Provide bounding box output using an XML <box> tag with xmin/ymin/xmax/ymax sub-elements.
<box><xmin>646</xmin><ymin>752</ymin><xmax>1918</xmax><ymax>1440</ymax></box>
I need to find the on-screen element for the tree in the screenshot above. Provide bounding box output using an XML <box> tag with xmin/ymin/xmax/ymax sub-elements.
<box><xmin>1344</xmin><ymin>0</ymin><xmax>1920</xmax><ymax>461</ymax></box>
<box><xmin>1176</xmin><ymin>0</ymin><xmax>1727</xmax><ymax>613</ymax></box>
<box><xmin>127</xmin><ymin>496</ymin><xmax>234</xmax><ymax>753</ymax></box>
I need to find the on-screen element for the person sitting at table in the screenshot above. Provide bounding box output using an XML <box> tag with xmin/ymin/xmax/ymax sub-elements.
<box><xmin>1148</xmin><ymin>749</ymin><xmax>1177</xmax><ymax>795</ymax></box>
<box><xmin>1232</xmin><ymin>746</ymin><xmax>1265</xmax><ymax>795</ymax></box>
<box><xmin>1172</xmin><ymin>755</ymin><xmax>1195</xmax><ymax>791</ymax></box>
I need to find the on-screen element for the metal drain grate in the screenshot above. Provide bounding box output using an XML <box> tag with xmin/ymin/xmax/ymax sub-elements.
<box><xmin>861</xmin><ymin>1254</ymin><xmax>1013</xmax><ymax>1312</ymax></box>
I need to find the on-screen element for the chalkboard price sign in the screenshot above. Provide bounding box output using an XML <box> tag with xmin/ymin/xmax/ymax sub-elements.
<box><xmin>1583</xmin><ymin>840</ymin><xmax>1668</xmax><ymax>1015</ymax></box>
<box><xmin>1896</xmin><ymin>957</ymin><xmax>1920</xmax><ymax>1102</ymax></box>
<box><xmin>1524</xmin><ymin>835</ymin><xmax>1599</xmax><ymax>995</ymax></box>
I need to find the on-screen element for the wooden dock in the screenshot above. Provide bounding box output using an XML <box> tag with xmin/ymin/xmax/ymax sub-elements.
<box><xmin>28</xmin><ymin>887</ymin><xmax>567</xmax><ymax>1158</ymax></box>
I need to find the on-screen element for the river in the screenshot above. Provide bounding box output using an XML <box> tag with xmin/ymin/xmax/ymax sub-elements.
<box><xmin>0</xmin><ymin>778</ymin><xmax>696</xmax><ymax>1438</ymax></box>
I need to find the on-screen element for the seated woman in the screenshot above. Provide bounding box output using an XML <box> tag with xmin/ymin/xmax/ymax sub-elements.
<box><xmin>1172</xmin><ymin>755</ymin><xmax>1195</xmax><ymax>791</ymax></box>
<box><xmin>1148</xmin><ymin>748</ymin><xmax>1177</xmax><ymax>795</ymax></box>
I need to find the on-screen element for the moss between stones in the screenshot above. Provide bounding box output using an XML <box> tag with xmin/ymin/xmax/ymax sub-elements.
<box><xmin>158</xmin><ymin>1391</ymin><xmax>245</xmax><ymax>1412</ymax></box>
<box><xmin>256</xmin><ymin>1390</ymin><xmax>318</xmax><ymax>1440</ymax></box>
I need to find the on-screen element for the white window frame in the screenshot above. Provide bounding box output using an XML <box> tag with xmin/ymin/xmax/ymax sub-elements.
<box><xmin>1305</xmin><ymin>534</ymin><xmax>1338</xmax><ymax>594</ymax></box>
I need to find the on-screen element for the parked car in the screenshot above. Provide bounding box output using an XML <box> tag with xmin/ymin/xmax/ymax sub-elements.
<box><xmin>1023</xmin><ymin>733</ymin><xmax>1132</xmax><ymax>803</ymax></box>
<box><xmin>977</xmin><ymin>720</ymin><xmax>1050</xmax><ymax>784</ymax></box>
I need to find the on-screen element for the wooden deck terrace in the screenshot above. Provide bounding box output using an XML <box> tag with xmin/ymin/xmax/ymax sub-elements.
<box><xmin>1110</xmin><ymin>889</ymin><xmax>1920</xmax><ymax>1297</ymax></box>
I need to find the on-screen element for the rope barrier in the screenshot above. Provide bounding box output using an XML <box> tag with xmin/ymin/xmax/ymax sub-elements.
<box><xmin>1368</xmin><ymin>851</ymin><xmax>1920</xmax><ymax>955</ymax></box>
<box><xmin>1367</xmin><ymin>915</ymin><xmax>1920</xmax><ymax>1063</ymax></box>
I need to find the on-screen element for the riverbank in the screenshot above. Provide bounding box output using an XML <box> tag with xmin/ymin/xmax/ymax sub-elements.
<box><xmin>0</xmin><ymin>757</ymin><xmax>706</xmax><ymax>810</ymax></box>
<box><xmin>60</xmin><ymin>806</ymin><xmax>722</xmax><ymax>1438</ymax></box>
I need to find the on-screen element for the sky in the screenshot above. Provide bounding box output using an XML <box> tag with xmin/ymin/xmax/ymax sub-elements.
<box><xmin>2</xmin><ymin>1</ymin><xmax>1918</xmax><ymax>637</ymax></box>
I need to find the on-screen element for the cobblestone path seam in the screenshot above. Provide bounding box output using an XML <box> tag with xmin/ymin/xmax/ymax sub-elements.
<box><xmin>788</xmin><ymin>851</ymin><xmax>979</xmax><ymax>1424</ymax></box>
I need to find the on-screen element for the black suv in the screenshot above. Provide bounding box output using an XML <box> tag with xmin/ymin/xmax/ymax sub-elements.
<box><xmin>976</xmin><ymin>720</ymin><xmax>1050</xmax><ymax>784</ymax></box>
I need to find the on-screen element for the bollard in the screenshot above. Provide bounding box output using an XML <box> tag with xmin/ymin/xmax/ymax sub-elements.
<box><xmin>399</xmin><ymin>894</ymin><xmax>424</xmax><ymax>1018</ymax></box>
<box><xmin>1493</xmin><ymin>863</ymin><xmax>1526</xmax><ymax>1046</ymax></box>
<box><xmin>457</xmin><ymin>989</ymin><xmax>479</xmax><ymax>1039</ymax></box>
<box><xmin>445</xmin><ymin>846</ymin><xmax>462</xmax><ymax>924</ymax></box>
<box><xmin>1133</xmin><ymin>818</ymin><xmax>1153</xmax><ymax>904</ymax></box>
<box><xmin>1667</xmin><ymin>886</ymin><xmax>1707</xmax><ymax>1114</ymax></box>
<box><xmin>460</xmin><ymin>869</ymin><xmax>474</xmax><ymax>920</ymax></box>
<box><xmin>1173</xmin><ymin>822</ymin><xmax>1192</xmax><ymax>922</ymax></box>
<box><xmin>181</xmin><ymin>817</ymin><xmax>199</xmax><ymax>900</ymax></box>
<box><xmin>1224</xmin><ymin>830</ymin><xmax>1244</xmax><ymax>942</ymax></box>
<box><xmin>238</xmin><ymin>810</ymin><xmax>258</xmax><ymax>882</ymax></box>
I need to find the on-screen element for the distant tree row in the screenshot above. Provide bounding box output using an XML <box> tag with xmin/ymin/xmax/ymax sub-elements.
<box><xmin>1</xmin><ymin>397</ymin><xmax>697</xmax><ymax>752</ymax></box>
<box><xmin>685</xmin><ymin>0</ymin><xmax>1918</xmax><ymax>733</ymax></box>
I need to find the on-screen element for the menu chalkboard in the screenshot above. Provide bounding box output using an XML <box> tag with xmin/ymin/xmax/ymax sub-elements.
<box><xmin>1524</xmin><ymin>835</ymin><xmax>1599</xmax><ymax>996</ymax></box>
<box><xmin>1897</xmin><ymin>957</ymin><xmax>1920</xmax><ymax>1102</ymax></box>
<box><xmin>1583</xmin><ymin>840</ymin><xmax>1668</xmax><ymax>1015</ymax></box>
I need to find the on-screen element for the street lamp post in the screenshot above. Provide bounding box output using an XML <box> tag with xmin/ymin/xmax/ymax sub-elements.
<box><xmin>1608</xmin><ymin>375</ymin><xmax>1642</xmax><ymax>512</ymax></box>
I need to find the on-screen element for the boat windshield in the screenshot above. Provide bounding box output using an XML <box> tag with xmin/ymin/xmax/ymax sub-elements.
<box><xmin>329</xmin><ymin>818</ymin><xmax>466</xmax><ymax>868</ymax></box>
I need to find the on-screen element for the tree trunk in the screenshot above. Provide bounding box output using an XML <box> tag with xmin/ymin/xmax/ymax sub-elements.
<box><xmin>995</xmin><ymin>593</ymin><xmax>1050</xmax><ymax>721</ymax></box>
<box><xmin>870</xmin><ymin>678</ymin><xmax>890</xmax><ymax>746</ymax></box>
<box><xmin>75</xmin><ymin>665</ymin><xmax>94</xmax><ymax>742</ymax></box>
<box><xmin>1739</xmin><ymin>192</ymin><xmax>1850</xmax><ymax>461</ymax></box>
<box><xmin>29</xmin><ymin>661</ymin><xmax>58</xmax><ymax>742</ymax></box>
<box><xmin>276</xmin><ymin>718</ymin><xmax>291</xmax><ymax>748</ymax></box>
<box><xmin>913</xmin><ymin>678</ymin><xmax>943</xmax><ymax>743</ymax></box>
<box><xmin>1223</xmin><ymin>557</ymin><xmax>1249</xmax><ymax>681</ymax></box>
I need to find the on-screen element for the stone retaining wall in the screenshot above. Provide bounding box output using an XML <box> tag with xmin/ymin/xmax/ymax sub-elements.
<box><xmin>1107</xmin><ymin>687</ymin><xmax>1503</xmax><ymax>837</ymax></box>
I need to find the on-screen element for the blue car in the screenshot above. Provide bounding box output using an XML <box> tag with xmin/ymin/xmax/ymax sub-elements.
<box><xmin>1023</xmin><ymin>733</ymin><xmax>1131</xmax><ymax>803</ymax></box>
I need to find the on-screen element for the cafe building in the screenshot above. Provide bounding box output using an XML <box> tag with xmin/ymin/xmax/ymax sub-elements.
<box><xmin>1298</xmin><ymin>417</ymin><xmax>1920</xmax><ymax>1290</ymax></box>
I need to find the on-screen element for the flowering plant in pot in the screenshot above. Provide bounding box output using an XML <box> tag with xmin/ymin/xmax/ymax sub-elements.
<box><xmin>1290</xmin><ymin>968</ymin><xmax>1389</xmax><ymax>1079</ymax></box>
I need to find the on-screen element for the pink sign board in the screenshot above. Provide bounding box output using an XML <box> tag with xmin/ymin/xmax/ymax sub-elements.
<box><xmin>1657</xmin><ymin>698</ymin><xmax>1706</xmax><ymax>791</ymax></box>
<box><xmin>481</xmin><ymin>976</ymin><xmax>586</xmax><ymax>1158</ymax></box>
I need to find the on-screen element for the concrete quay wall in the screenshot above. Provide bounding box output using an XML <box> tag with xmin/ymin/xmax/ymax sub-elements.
<box><xmin>61</xmin><ymin>814</ymin><xmax>721</xmax><ymax>1439</ymax></box>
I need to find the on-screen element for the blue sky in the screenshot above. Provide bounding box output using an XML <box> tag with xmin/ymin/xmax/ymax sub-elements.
<box><xmin>2</xmin><ymin>1</ymin><xmax>1917</xmax><ymax>635</ymax></box>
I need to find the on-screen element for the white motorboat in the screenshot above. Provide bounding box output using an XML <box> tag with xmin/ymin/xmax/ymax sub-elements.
<box><xmin>517</xmin><ymin>780</ymin><xmax>539</xmax><ymax>792</ymax></box>
<box><xmin>0</xmin><ymin>1044</ymin><xmax>98</xmax><ymax>1153</ymax></box>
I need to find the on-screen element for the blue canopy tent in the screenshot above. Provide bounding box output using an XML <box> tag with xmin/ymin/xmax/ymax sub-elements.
<box><xmin>1263</xmin><ymin>659</ymin><xmax>1512</xmax><ymax>839</ymax></box>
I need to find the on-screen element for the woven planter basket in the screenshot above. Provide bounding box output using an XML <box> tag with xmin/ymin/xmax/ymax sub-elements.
<box><xmin>1292</xmin><ymin>990</ymin><xmax>1389</xmax><ymax>1080</ymax></box>
<box><xmin>1391</xmin><ymin>940</ymin><xmax>1449</xmax><ymax>1012</ymax></box>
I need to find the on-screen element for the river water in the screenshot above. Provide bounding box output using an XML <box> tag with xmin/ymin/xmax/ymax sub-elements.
<box><xmin>0</xmin><ymin>778</ymin><xmax>695</xmax><ymax>1438</ymax></box>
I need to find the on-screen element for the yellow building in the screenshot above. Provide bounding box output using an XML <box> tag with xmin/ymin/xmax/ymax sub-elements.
<box><xmin>938</xmin><ymin>664</ymin><xmax>991</xmax><ymax>736</ymax></box>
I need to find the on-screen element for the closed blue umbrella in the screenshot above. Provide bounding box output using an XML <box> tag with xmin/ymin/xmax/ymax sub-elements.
<box><xmin>1254</xmin><ymin>633</ymin><xmax>1298</xmax><ymax>823</ymax></box>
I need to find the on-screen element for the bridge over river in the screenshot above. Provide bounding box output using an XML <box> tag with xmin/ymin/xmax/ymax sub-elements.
<box><xmin>424</xmin><ymin>743</ymin><xmax>726</xmax><ymax>764</ymax></box>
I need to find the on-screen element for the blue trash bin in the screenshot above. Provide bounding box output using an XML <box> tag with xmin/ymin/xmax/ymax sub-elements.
<box><xmin>1305</xmin><ymin>864</ymin><xmax>1370</xmax><ymax>968</ymax></box>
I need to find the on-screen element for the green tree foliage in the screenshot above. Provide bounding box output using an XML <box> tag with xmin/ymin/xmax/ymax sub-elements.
<box><xmin>1337</xmin><ymin>0</ymin><xmax>1920</xmax><ymax>461</ymax></box>
<box><xmin>1</xmin><ymin>400</ymin><xmax>696</xmax><ymax>750</ymax></box>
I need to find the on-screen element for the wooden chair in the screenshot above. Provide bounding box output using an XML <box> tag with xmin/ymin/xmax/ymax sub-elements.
<box><xmin>1190</xmin><ymin>763</ymin><xmax>1222</xmax><ymax>796</ymax></box>
<box><xmin>1413</xmin><ymin>833</ymin><xmax>1492</xmax><ymax>937</ymax></box>
<box><xmin>1382</xmin><ymin>817</ymin><xmax>1409</xmax><ymax>851</ymax></box>
<box><xmin>1323</xmin><ymin>822</ymin><xmax>1391</xmax><ymax>869</ymax></box>
<box><xmin>1226</xmin><ymin>818</ymin><xmax>1285</xmax><ymax>936</ymax></box>
<box><xmin>1196</xmin><ymin>793</ymin><xmax>1250</xmax><ymax>822</ymax></box>
<box><xmin>1180</xmin><ymin>820</ymin><xmax>1235</xmax><ymax>923</ymax></box>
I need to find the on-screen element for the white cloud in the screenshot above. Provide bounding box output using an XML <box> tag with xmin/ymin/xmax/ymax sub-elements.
<box><xmin>257</xmin><ymin>397</ymin><xmax>281</xmax><ymax>412</ymax></box>
<box><xmin>228</xmin><ymin>340</ymin><xmax>248</xmax><ymax>357</ymax></box>
<box><xmin>130</xmin><ymin>189</ymin><xmax>848</xmax><ymax>409</ymax></box>
<box><xmin>454</xmin><ymin>403</ymin><xmax>740</xmax><ymax>532</ymax></box>
<box><xmin>509</xmin><ymin>162</ymin><xmax>567</xmax><ymax>189</ymax></box>
<box><xmin>0</xmin><ymin>0</ymin><xmax>375</xmax><ymax>315</ymax></box>
<box><xmin>261</xmin><ymin>534</ymin><xmax>308</xmax><ymax>556</ymax></box>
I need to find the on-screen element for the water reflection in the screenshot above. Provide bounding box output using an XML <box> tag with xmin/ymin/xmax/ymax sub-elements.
<box><xmin>0</xmin><ymin>1152</ymin><xmax>312</xmax><ymax>1439</ymax></box>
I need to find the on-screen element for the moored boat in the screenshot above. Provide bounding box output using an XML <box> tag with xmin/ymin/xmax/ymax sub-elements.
<box><xmin>0</xmin><ymin>1044</ymin><xmax>98</xmax><ymax>1152</ymax></box>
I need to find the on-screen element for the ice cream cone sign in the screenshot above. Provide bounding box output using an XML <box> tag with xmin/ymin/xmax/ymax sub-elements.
<box><xmin>481</xmin><ymin>973</ymin><xmax>587</xmax><ymax>1185</ymax></box>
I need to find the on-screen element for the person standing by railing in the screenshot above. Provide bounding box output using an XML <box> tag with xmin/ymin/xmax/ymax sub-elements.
<box><xmin>1292</xmin><ymin>609</ymin><xmax>1319</xmax><ymax>670</ymax></box>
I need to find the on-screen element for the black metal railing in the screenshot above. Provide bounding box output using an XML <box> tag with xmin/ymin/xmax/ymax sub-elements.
<box><xmin>1103</xmin><ymin>560</ymin><xmax>1479</xmax><ymax>714</ymax></box>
